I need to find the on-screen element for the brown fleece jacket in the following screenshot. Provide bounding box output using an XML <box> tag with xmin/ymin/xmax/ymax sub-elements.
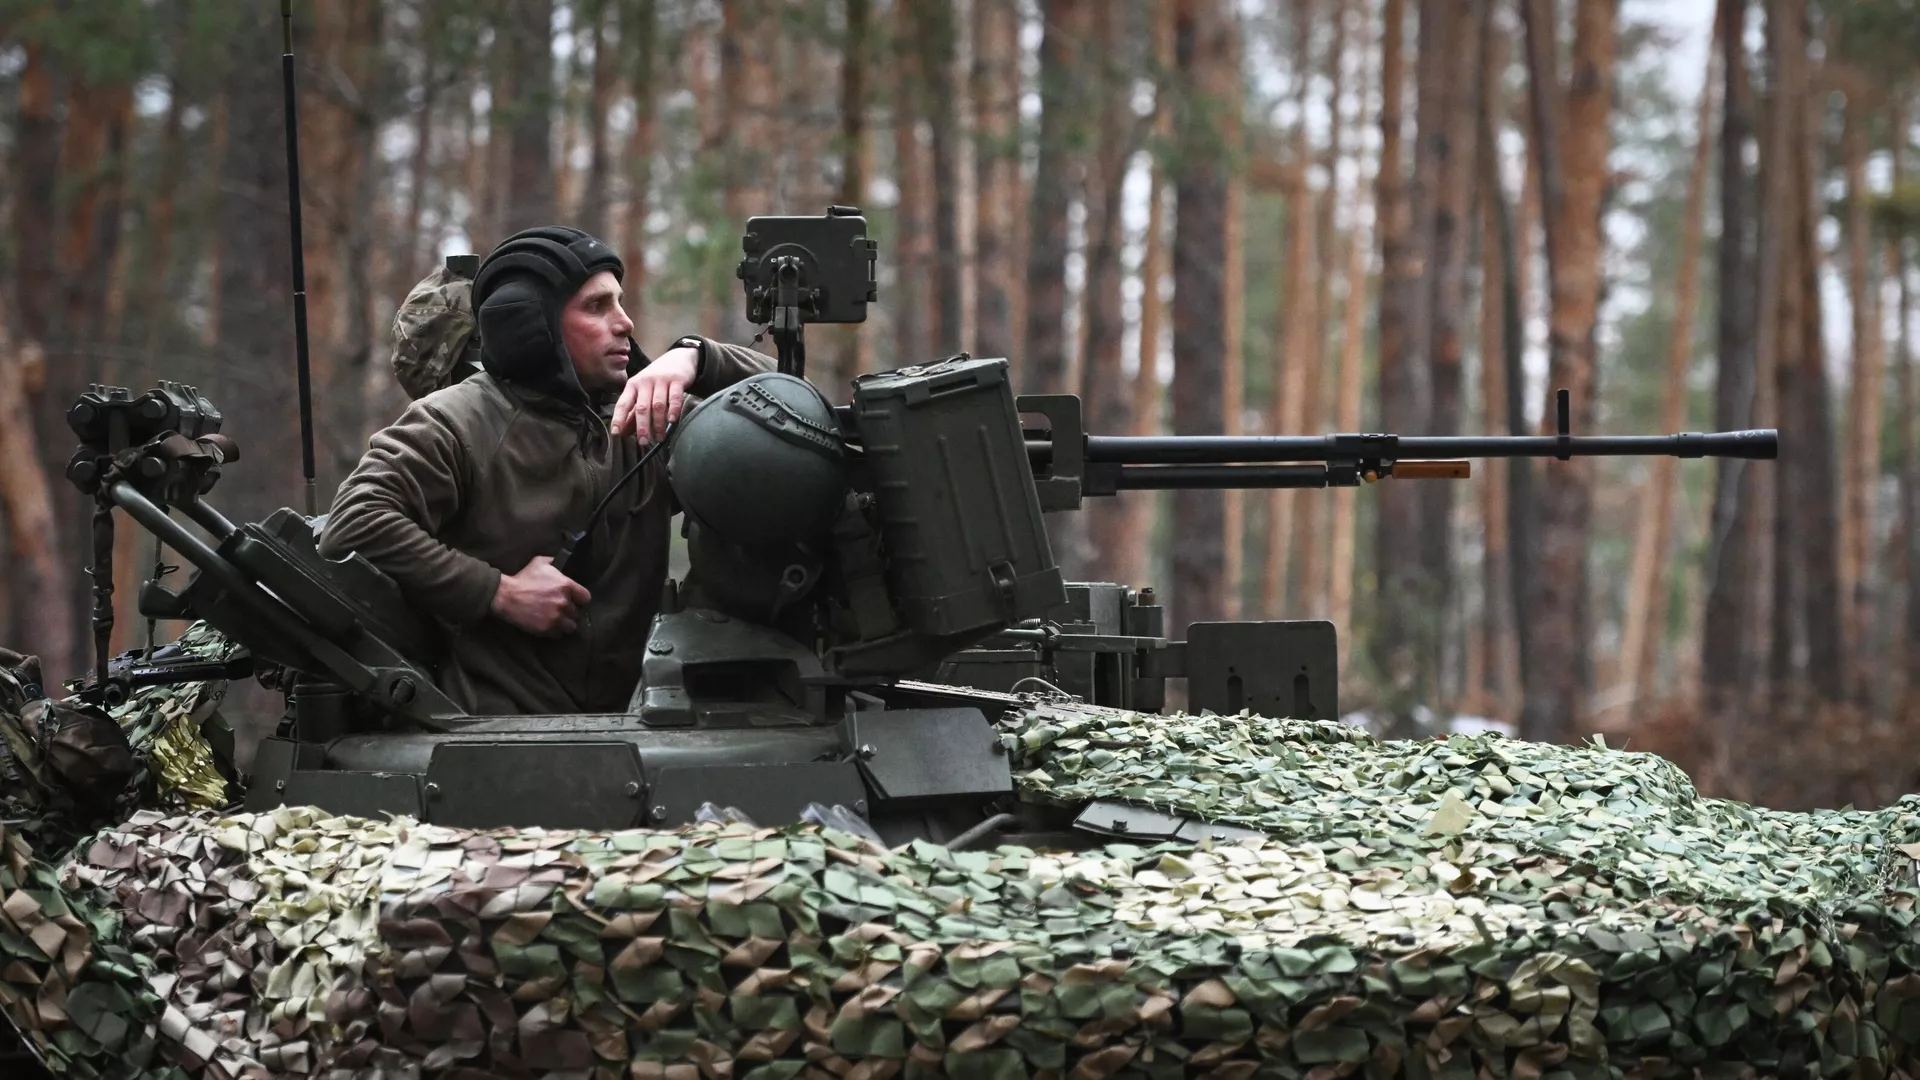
<box><xmin>317</xmin><ymin>338</ymin><xmax>772</xmax><ymax>715</ymax></box>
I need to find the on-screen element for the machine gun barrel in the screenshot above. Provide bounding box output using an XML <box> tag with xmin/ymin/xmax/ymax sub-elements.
<box><xmin>1018</xmin><ymin>385</ymin><xmax>1776</xmax><ymax>506</ymax></box>
<box><xmin>1108</xmin><ymin>464</ymin><xmax>1362</xmax><ymax>490</ymax></box>
<box><xmin>1083</xmin><ymin>429</ymin><xmax>1778</xmax><ymax>465</ymax></box>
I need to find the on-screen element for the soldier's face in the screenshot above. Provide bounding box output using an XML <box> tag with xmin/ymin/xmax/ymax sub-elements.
<box><xmin>562</xmin><ymin>271</ymin><xmax>635</xmax><ymax>393</ymax></box>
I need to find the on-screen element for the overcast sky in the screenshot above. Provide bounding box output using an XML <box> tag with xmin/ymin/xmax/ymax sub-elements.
<box><xmin>1630</xmin><ymin>0</ymin><xmax>1717</xmax><ymax>101</ymax></box>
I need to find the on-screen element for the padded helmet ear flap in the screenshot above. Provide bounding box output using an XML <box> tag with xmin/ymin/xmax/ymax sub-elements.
<box><xmin>471</xmin><ymin>225</ymin><xmax>629</xmax><ymax>384</ymax></box>
<box><xmin>477</xmin><ymin>277</ymin><xmax>559</xmax><ymax>382</ymax></box>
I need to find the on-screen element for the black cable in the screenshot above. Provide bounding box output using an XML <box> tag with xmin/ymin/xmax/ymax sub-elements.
<box><xmin>551</xmin><ymin>423</ymin><xmax>676</xmax><ymax>584</ymax></box>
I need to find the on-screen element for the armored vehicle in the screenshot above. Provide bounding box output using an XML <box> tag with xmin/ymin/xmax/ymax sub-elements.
<box><xmin>1</xmin><ymin>18</ymin><xmax>1857</xmax><ymax>1075</ymax></box>
<box><xmin>56</xmin><ymin>209</ymin><xmax>1779</xmax><ymax>854</ymax></box>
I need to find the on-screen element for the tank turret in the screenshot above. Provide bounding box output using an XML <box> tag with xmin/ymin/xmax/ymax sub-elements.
<box><xmin>53</xmin><ymin>209</ymin><xmax>1778</xmax><ymax>852</ymax></box>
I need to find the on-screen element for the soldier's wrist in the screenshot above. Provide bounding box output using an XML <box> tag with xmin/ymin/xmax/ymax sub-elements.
<box><xmin>670</xmin><ymin>336</ymin><xmax>706</xmax><ymax>382</ymax></box>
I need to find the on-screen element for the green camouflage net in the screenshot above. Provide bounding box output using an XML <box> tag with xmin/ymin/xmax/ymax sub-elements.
<box><xmin>1004</xmin><ymin>702</ymin><xmax>1916</xmax><ymax>910</ymax></box>
<box><xmin>5</xmin><ymin>684</ymin><xmax>1920</xmax><ymax>1078</ymax></box>
<box><xmin>105</xmin><ymin>623</ymin><xmax>242</xmax><ymax>813</ymax></box>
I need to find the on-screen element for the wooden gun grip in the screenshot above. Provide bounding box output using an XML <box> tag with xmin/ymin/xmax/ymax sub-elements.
<box><xmin>1393</xmin><ymin>460</ymin><xmax>1472</xmax><ymax>480</ymax></box>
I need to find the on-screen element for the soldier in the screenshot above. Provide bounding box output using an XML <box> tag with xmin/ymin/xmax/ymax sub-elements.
<box><xmin>319</xmin><ymin>226</ymin><xmax>772</xmax><ymax>715</ymax></box>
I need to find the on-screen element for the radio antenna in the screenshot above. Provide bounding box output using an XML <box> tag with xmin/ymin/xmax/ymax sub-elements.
<box><xmin>280</xmin><ymin>0</ymin><xmax>318</xmax><ymax>515</ymax></box>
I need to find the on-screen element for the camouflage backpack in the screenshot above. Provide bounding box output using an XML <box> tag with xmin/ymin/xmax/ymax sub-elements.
<box><xmin>390</xmin><ymin>257</ymin><xmax>485</xmax><ymax>400</ymax></box>
<box><xmin>0</xmin><ymin>649</ymin><xmax>137</xmax><ymax>818</ymax></box>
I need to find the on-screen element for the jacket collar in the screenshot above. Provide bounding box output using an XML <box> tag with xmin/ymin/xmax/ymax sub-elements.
<box><xmin>498</xmin><ymin>348</ymin><xmax>625</xmax><ymax>418</ymax></box>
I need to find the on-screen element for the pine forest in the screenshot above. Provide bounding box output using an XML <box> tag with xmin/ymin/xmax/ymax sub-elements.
<box><xmin>1</xmin><ymin>0</ymin><xmax>1917</xmax><ymax>810</ymax></box>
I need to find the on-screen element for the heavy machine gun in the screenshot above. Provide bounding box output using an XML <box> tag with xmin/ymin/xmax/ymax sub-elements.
<box><xmin>62</xmin><ymin>208</ymin><xmax>1778</xmax><ymax>849</ymax></box>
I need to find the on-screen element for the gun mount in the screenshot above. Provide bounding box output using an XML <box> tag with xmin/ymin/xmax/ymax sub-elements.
<box><xmin>68</xmin><ymin>394</ymin><xmax>1778</xmax><ymax>850</ymax></box>
<box><xmin>55</xmin><ymin>208</ymin><xmax>1780</xmax><ymax>850</ymax></box>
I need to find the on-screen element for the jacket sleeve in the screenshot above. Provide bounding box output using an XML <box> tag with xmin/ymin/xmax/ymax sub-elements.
<box><xmin>685</xmin><ymin>335</ymin><xmax>775</xmax><ymax>397</ymax></box>
<box><xmin>316</xmin><ymin>401</ymin><xmax>502</xmax><ymax>627</ymax></box>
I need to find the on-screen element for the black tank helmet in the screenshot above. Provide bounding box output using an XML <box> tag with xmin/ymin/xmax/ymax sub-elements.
<box><xmin>471</xmin><ymin>225</ymin><xmax>640</xmax><ymax>398</ymax></box>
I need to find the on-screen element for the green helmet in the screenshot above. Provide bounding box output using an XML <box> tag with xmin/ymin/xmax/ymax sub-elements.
<box><xmin>669</xmin><ymin>373</ymin><xmax>848</xmax><ymax>554</ymax></box>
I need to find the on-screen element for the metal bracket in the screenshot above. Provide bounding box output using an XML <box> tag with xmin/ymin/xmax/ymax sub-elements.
<box><xmin>1184</xmin><ymin>620</ymin><xmax>1339</xmax><ymax>720</ymax></box>
<box><xmin>1015</xmin><ymin>394</ymin><xmax>1085</xmax><ymax>511</ymax></box>
<box><xmin>634</xmin><ymin>608</ymin><xmax>828</xmax><ymax>727</ymax></box>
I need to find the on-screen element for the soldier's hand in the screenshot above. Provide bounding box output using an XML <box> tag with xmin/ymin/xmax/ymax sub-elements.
<box><xmin>490</xmin><ymin>556</ymin><xmax>591</xmax><ymax>636</ymax></box>
<box><xmin>612</xmin><ymin>346</ymin><xmax>700</xmax><ymax>446</ymax></box>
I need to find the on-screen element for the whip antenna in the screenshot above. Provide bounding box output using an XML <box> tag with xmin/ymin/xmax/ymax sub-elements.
<box><xmin>280</xmin><ymin>0</ymin><xmax>318</xmax><ymax>515</ymax></box>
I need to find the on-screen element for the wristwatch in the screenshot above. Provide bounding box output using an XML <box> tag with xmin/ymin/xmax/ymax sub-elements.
<box><xmin>670</xmin><ymin>336</ymin><xmax>705</xmax><ymax>380</ymax></box>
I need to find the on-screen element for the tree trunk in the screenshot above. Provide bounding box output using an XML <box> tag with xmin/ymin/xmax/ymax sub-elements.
<box><xmin>1262</xmin><ymin>162</ymin><xmax>1312</xmax><ymax>618</ymax></box>
<box><xmin>1293</xmin><ymin>0</ymin><xmax>1350</xmax><ymax>621</ymax></box>
<box><xmin>1676</xmin><ymin>463</ymin><xmax>1718</xmax><ymax>698</ymax></box>
<box><xmin>1701</xmin><ymin>0</ymin><xmax>1762</xmax><ymax>758</ymax></box>
<box><xmin>1507</xmin><ymin>59</ymin><xmax>1541</xmax><ymax>652</ymax></box>
<box><xmin>555</xmin><ymin>13</ymin><xmax>585</xmax><ymax>219</ymax></box>
<box><xmin>1418</xmin><ymin>0</ymin><xmax>1482</xmax><ymax>704</ymax></box>
<box><xmin>797</xmin><ymin>26</ymin><xmax>844</xmax><ymax>215</ymax></box>
<box><xmin>336</xmin><ymin>2</ymin><xmax>383</xmax><ymax>471</ymax></box>
<box><xmin>1892</xmin><ymin>93</ymin><xmax>1920</xmax><ymax>694</ymax></box>
<box><xmin>135</xmin><ymin>58</ymin><xmax>188</xmax><ymax>361</ymax></box>
<box><xmin>12</xmin><ymin>44</ymin><xmax>60</xmax><ymax>344</ymax></box>
<box><xmin>578</xmin><ymin>0</ymin><xmax>618</xmax><ymax>240</ymax></box>
<box><xmin>1518</xmin><ymin>0</ymin><xmax>1614</xmax><ymax>742</ymax></box>
<box><xmin>214</xmin><ymin>4</ymin><xmax>300</xmax><ymax>528</ymax></box>
<box><xmin>1787</xmin><ymin>16</ymin><xmax>1843</xmax><ymax>703</ymax></box>
<box><xmin>827</xmin><ymin>0</ymin><xmax>871</xmax><ymax>389</ymax></box>
<box><xmin>51</xmin><ymin>78</ymin><xmax>137</xmax><ymax>684</ymax></box>
<box><xmin>1328</xmin><ymin>0</ymin><xmax>1375</xmax><ymax>681</ymax></box>
<box><xmin>58</xmin><ymin>82</ymin><xmax>136</xmax><ymax>351</ymax></box>
<box><xmin>1762</xmin><ymin>0</ymin><xmax>1800</xmax><ymax>694</ymax></box>
<box><xmin>1220</xmin><ymin>15</ymin><xmax>1246</xmax><ymax>617</ymax></box>
<box><xmin>0</xmin><ymin>525</ymin><xmax>10</xmax><ymax>650</ymax></box>
<box><xmin>503</xmin><ymin>0</ymin><xmax>557</xmax><ymax>230</ymax></box>
<box><xmin>890</xmin><ymin>0</ymin><xmax>932</xmax><ymax>367</ymax></box>
<box><xmin>971</xmin><ymin>0</ymin><xmax>1021</xmax><ymax>367</ymax></box>
<box><xmin>1762</xmin><ymin>0</ymin><xmax>1841</xmax><ymax>703</ymax></box>
<box><xmin>1169</xmin><ymin>0</ymin><xmax>1234</xmax><ymax>634</ymax></box>
<box><xmin>620</xmin><ymin>0</ymin><xmax>659</xmax><ymax>332</ymax></box>
<box><xmin>35</xmin><ymin>72</ymin><xmax>135</xmax><ymax>680</ymax></box>
<box><xmin>1022</xmin><ymin>0</ymin><xmax>1087</xmax><ymax>395</ymax></box>
<box><xmin>473</xmin><ymin>34</ymin><xmax>502</xmax><ymax>245</ymax></box>
<box><xmin>202</xmin><ymin>93</ymin><xmax>230</xmax><ymax>343</ymax></box>
<box><xmin>1474</xmin><ymin>4</ymin><xmax>1518</xmax><ymax>718</ymax></box>
<box><xmin>0</xmin><ymin>325</ymin><xmax>70</xmax><ymax>682</ymax></box>
<box><xmin>1744</xmin><ymin>1</ymin><xmax>1788</xmax><ymax>716</ymax></box>
<box><xmin>1117</xmin><ymin>184</ymin><xmax>1169</xmax><ymax>591</ymax></box>
<box><xmin>300</xmin><ymin>0</ymin><xmax>380</xmax><ymax>488</ymax></box>
<box><xmin>131</xmin><ymin>0</ymin><xmax>200</xmax><ymax>350</ymax></box>
<box><xmin>487</xmin><ymin>11</ymin><xmax>514</xmax><ymax>246</ymax></box>
<box><xmin>1262</xmin><ymin>0</ymin><xmax>1313</xmax><ymax>621</ymax></box>
<box><xmin>1498</xmin><ymin>111</ymin><xmax>1537</xmax><ymax>716</ymax></box>
<box><xmin>1081</xmin><ymin>8</ymin><xmax>1142</xmax><ymax>586</ymax></box>
<box><xmin>912</xmin><ymin>1</ymin><xmax>964</xmax><ymax>355</ymax></box>
<box><xmin>1369</xmin><ymin>0</ymin><xmax>1431</xmax><ymax>722</ymax></box>
<box><xmin>1620</xmin><ymin>22</ymin><xmax>1718</xmax><ymax>708</ymax></box>
<box><xmin>724</xmin><ymin>0</ymin><xmax>781</xmax><ymax>339</ymax></box>
<box><xmin>1839</xmin><ymin>86</ymin><xmax>1883</xmax><ymax>705</ymax></box>
<box><xmin>393</xmin><ymin>4</ymin><xmax>439</xmax><ymax>303</ymax></box>
<box><xmin>1115</xmin><ymin>1</ymin><xmax>1177</xmax><ymax>589</ymax></box>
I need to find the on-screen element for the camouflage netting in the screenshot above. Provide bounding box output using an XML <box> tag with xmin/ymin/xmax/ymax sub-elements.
<box><xmin>0</xmin><ymin>623</ymin><xmax>242</xmax><ymax>1080</ymax></box>
<box><xmin>5</xmin><ymin>648</ymin><xmax>1920</xmax><ymax>1078</ymax></box>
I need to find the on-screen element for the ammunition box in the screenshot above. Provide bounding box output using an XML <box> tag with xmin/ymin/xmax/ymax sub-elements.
<box><xmin>851</xmin><ymin>357</ymin><xmax>1066</xmax><ymax>639</ymax></box>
